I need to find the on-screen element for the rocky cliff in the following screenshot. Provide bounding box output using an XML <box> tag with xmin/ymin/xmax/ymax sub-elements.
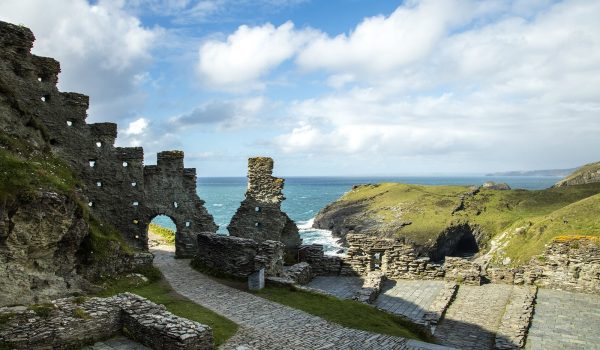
<box><xmin>314</xmin><ymin>182</ymin><xmax>600</xmax><ymax>262</ymax></box>
<box><xmin>554</xmin><ymin>161</ymin><xmax>600</xmax><ymax>187</ymax></box>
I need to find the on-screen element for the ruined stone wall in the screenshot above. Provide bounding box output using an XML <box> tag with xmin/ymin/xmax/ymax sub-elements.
<box><xmin>228</xmin><ymin>157</ymin><xmax>301</xmax><ymax>259</ymax></box>
<box><xmin>298</xmin><ymin>244</ymin><xmax>343</xmax><ymax>276</ymax></box>
<box><xmin>0</xmin><ymin>21</ymin><xmax>216</xmax><ymax>257</ymax></box>
<box><xmin>0</xmin><ymin>293</ymin><xmax>213</xmax><ymax>350</ymax></box>
<box><xmin>194</xmin><ymin>232</ymin><xmax>284</xmax><ymax>278</ymax></box>
<box><xmin>489</xmin><ymin>237</ymin><xmax>600</xmax><ymax>294</ymax></box>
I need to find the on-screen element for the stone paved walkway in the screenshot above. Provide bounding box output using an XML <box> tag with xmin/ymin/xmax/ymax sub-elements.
<box><xmin>375</xmin><ymin>280</ymin><xmax>445</xmax><ymax>325</ymax></box>
<box><xmin>307</xmin><ymin>276</ymin><xmax>365</xmax><ymax>299</ymax></box>
<box><xmin>434</xmin><ymin>284</ymin><xmax>513</xmax><ymax>350</ymax></box>
<box><xmin>525</xmin><ymin>289</ymin><xmax>600</xmax><ymax>350</ymax></box>
<box><xmin>151</xmin><ymin>245</ymin><xmax>453</xmax><ymax>350</ymax></box>
<box><xmin>82</xmin><ymin>336</ymin><xmax>151</xmax><ymax>350</ymax></box>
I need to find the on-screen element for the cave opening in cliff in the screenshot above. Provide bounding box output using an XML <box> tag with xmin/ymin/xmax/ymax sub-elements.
<box><xmin>449</xmin><ymin>230</ymin><xmax>479</xmax><ymax>258</ymax></box>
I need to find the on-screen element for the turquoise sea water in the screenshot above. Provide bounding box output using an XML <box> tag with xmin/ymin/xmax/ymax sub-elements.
<box><xmin>154</xmin><ymin>176</ymin><xmax>561</xmax><ymax>254</ymax></box>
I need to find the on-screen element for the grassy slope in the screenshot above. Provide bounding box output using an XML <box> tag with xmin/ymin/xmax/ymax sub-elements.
<box><xmin>554</xmin><ymin>161</ymin><xmax>600</xmax><ymax>186</ymax></box>
<box><xmin>494</xmin><ymin>193</ymin><xmax>600</xmax><ymax>264</ymax></box>
<box><xmin>255</xmin><ymin>285</ymin><xmax>430</xmax><ymax>341</ymax></box>
<box><xmin>335</xmin><ymin>182</ymin><xmax>600</xmax><ymax>257</ymax></box>
<box><xmin>148</xmin><ymin>223</ymin><xmax>175</xmax><ymax>245</ymax></box>
<box><xmin>94</xmin><ymin>270</ymin><xmax>238</xmax><ymax>347</ymax></box>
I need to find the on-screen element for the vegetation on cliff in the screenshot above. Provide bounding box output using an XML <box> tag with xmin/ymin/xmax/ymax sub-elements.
<box><xmin>314</xmin><ymin>181</ymin><xmax>600</xmax><ymax>262</ymax></box>
<box><xmin>148</xmin><ymin>223</ymin><xmax>176</xmax><ymax>245</ymax></box>
<box><xmin>553</xmin><ymin>161</ymin><xmax>600</xmax><ymax>187</ymax></box>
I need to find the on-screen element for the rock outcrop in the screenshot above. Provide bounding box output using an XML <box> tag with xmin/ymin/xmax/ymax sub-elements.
<box><xmin>228</xmin><ymin>157</ymin><xmax>301</xmax><ymax>261</ymax></box>
<box><xmin>554</xmin><ymin>161</ymin><xmax>600</xmax><ymax>187</ymax></box>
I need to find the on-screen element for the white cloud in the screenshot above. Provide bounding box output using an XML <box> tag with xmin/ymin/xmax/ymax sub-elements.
<box><xmin>170</xmin><ymin>97</ymin><xmax>268</xmax><ymax>129</ymax></box>
<box><xmin>0</xmin><ymin>0</ymin><xmax>161</xmax><ymax>121</ymax></box>
<box><xmin>124</xmin><ymin>118</ymin><xmax>150</xmax><ymax>135</ymax></box>
<box><xmin>197</xmin><ymin>21</ymin><xmax>319</xmax><ymax>90</ymax></box>
<box><xmin>272</xmin><ymin>0</ymin><xmax>600</xmax><ymax>172</ymax></box>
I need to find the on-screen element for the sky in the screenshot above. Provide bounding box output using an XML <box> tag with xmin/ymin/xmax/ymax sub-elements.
<box><xmin>1</xmin><ymin>0</ymin><xmax>599</xmax><ymax>176</ymax></box>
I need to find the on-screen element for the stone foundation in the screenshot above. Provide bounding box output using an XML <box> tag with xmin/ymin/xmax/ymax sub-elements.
<box><xmin>0</xmin><ymin>293</ymin><xmax>213</xmax><ymax>350</ymax></box>
<box><xmin>194</xmin><ymin>232</ymin><xmax>284</xmax><ymax>278</ymax></box>
<box><xmin>298</xmin><ymin>244</ymin><xmax>343</xmax><ymax>275</ymax></box>
<box><xmin>302</xmin><ymin>234</ymin><xmax>600</xmax><ymax>294</ymax></box>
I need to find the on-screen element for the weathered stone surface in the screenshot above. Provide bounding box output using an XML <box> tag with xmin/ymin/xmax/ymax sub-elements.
<box><xmin>298</xmin><ymin>244</ymin><xmax>343</xmax><ymax>275</ymax></box>
<box><xmin>0</xmin><ymin>191</ymin><xmax>88</xmax><ymax>306</ymax></box>
<box><xmin>194</xmin><ymin>232</ymin><xmax>283</xmax><ymax>278</ymax></box>
<box><xmin>443</xmin><ymin>257</ymin><xmax>482</xmax><ymax>285</ymax></box>
<box><xmin>0</xmin><ymin>293</ymin><xmax>213</xmax><ymax>350</ymax></box>
<box><xmin>283</xmin><ymin>262</ymin><xmax>313</xmax><ymax>285</ymax></box>
<box><xmin>554</xmin><ymin>161</ymin><xmax>600</xmax><ymax>187</ymax></box>
<box><xmin>495</xmin><ymin>286</ymin><xmax>536</xmax><ymax>350</ymax></box>
<box><xmin>353</xmin><ymin>270</ymin><xmax>385</xmax><ymax>303</ymax></box>
<box><xmin>228</xmin><ymin>157</ymin><xmax>301</xmax><ymax>259</ymax></box>
<box><xmin>248</xmin><ymin>268</ymin><xmax>265</xmax><ymax>291</ymax></box>
<box><xmin>0</xmin><ymin>20</ymin><xmax>217</xmax><ymax>260</ymax></box>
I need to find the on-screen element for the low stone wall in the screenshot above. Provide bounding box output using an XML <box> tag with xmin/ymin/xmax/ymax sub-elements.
<box><xmin>443</xmin><ymin>257</ymin><xmax>482</xmax><ymax>285</ymax></box>
<box><xmin>353</xmin><ymin>271</ymin><xmax>385</xmax><ymax>303</ymax></box>
<box><xmin>489</xmin><ymin>237</ymin><xmax>600</xmax><ymax>294</ymax></box>
<box><xmin>284</xmin><ymin>262</ymin><xmax>313</xmax><ymax>285</ymax></box>
<box><xmin>0</xmin><ymin>293</ymin><xmax>212</xmax><ymax>350</ymax></box>
<box><xmin>194</xmin><ymin>232</ymin><xmax>284</xmax><ymax>278</ymax></box>
<box><xmin>495</xmin><ymin>286</ymin><xmax>537</xmax><ymax>350</ymax></box>
<box><xmin>298</xmin><ymin>244</ymin><xmax>342</xmax><ymax>275</ymax></box>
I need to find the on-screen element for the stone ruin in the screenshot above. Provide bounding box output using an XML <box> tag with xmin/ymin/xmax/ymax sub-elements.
<box><xmin>0</xmin><ymin>293</ymin><xmax>213</xmax><ymax>350</ymax></box>
<box><xmin>0</xmin><ymin>21</ymin><xmax>217</xmax><ymax>257</ymax></box>
<box><xmin>228</xmin><ymin>157</ymin><xmax>301</xmax><ymax>261</ymax></box>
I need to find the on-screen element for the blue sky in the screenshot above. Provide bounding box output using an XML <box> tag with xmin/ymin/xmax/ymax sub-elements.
<box><xmin>1</xmin><ymin>0</ymin><xmax>599</xmax><ymax>176</ymax></box>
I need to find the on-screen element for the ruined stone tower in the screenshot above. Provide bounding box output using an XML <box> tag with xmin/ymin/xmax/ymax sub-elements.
<box><xmin>0</xmin><ymin>21</ymin><xmax>217</xmax><ymax>257</ymax></box>
<box><xmin>228</xmin><ymin>157</ymin><xmax>301</xmax><ymax>261</ymax></box>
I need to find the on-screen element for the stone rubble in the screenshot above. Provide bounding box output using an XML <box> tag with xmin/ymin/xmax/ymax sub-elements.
<box><xmin>0</xmin><ymin>293</ymin><xmax>213</xmax><ymax>350</ymax></box>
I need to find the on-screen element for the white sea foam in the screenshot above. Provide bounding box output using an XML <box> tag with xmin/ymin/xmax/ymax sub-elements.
<box><xmin>298</xmin><ymin>217</ymin><xmax>346</xmax><ymax>256</ymax></box>
<box><xmin>213</xmin><ymin>203</ymin><xmax>224</xmax><ymax>207</ymax></box>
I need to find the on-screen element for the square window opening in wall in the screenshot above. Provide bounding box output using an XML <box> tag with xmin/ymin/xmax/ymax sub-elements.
<box><xmin>131</xmin><ymin>182</ymin><xmax>137</xmax><ymax>187</ymax></box>
<box><xmin>135</xmin><ymin>235</ymin><xmax>139</xmax><ymax>239</ymax></box>
<box><xmin>254</xmin><ymin>222</ymin><xmax>261</xmax><ymax>227</ymax></box>
<box><xmin>122</xmin><ymin>161</ymin><xmax>128</xmax><ymax>167</ymax></box>
<box><xmin>133</xmin><ymin>219</ymin><xmax>139</xmax><ymax>224</ymax></box>
<box><xmin>133</xmin><ymin>201</ymin><xmax>139</xmax><ymax>206</ymax></box>
<box><xmin>173</xmin><ymin>202</ymin><xmax>178</xmax><ymax>208</ymax></box>
<box><xmin>37</xmin><ymin>77</ymin><xmax>42</xmax><ymax>82</ymax></box>
<box><xmin>185</xmin><ymin>222</ymin><xmax>191</xmax><ymax>227</ymax></box>
<box><xmin>88</xmin><ymin>202</ymin><xmax>93</xmax><ymax>207</ymax></box>
<box><xmin>89</xmin><ymin>160</ymin><xmax>96</xmax><ymax>167</ymax></box>
<box><xmin>255</xmin><ymin>206</ymin><xmax>261</xmax><ymax>212</ymax></box>
<box><xmin>96</xmin><ymin>141</ymin><xmax>102</xmax><ymax>148</ymax></box>
<box><xmin>96</xmin><ymin>182</ymin><xmax>102</xmax><ymax>187</ymax></box>
<box><xmin>66</xmin><ymin>120</ymin><xmax>73</xmax><ymax>127</ymax></box>
<box><xmin>40</xmin><ymin>94</ymin><xmax>50</xmax><ymax>102</ymax></box>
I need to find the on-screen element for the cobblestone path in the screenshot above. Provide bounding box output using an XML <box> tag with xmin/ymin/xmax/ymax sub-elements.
<box><xmin>306</xmin><ymin>276</ymin><xmax>364</xmax><ymax>299</ymax></box>
<box><xmin>82</xmin><ymin>336</ymin><xmax>151</xmax><ymax>350</ymax></box>
<box><xmin>433</xmin><ymin>284</ymin><xmax>513</xmax><ymax>350</ymax></box>
<box><xmin>375</xmin><ymin>280</ymin><xmax>445</xmax><ymax>324</ymax></box>
<box><xmin>525</xmin><ymin>289</ymin><xmax>600</xmax><ymax>350</ymax></box>
<box><xmin>151</xmin><ymin>246</ymin><xmax>453</xmax><ymax>350</ymax></box>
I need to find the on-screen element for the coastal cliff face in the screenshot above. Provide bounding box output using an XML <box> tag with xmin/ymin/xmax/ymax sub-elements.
<box><xmin>554</xmin><ymin>161</ymin><xmax>600</xmax><ymax>187</ymax></box>
<box><xmin>314</xmin><ymin>181</ymin><xmax>600</xmax><ymax>262</ymax></box>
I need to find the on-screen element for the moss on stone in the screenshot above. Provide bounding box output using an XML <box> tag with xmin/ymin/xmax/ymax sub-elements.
<box><xmin>0</xmin><ymin>313</ymin><xmax>15</xmax><ymax>325</ymax></box>
<box><xmin>73</xmin><ymin>307</ymin><xmax>91</xmax><ymax>320</ymax></box>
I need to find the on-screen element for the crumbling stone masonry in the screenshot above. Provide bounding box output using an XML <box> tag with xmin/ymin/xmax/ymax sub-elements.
<box><xmin>0</xmin><ymin>293</ymin><xmax>213</xmax><ymax>350</ymax></box>
<box><xmin>194</xmin><ymin>232</ymin><xmax>284</xmax><ymax>278</ymax></box>
<box><xmin>0</xmin><ymin>21</ymin><xmax>217</xmax><ymax>257</ymax></box>
<box><xmin>228</xmin><ymin>157</ymin><xmax>301</xmax><ymax>260</ymax></box>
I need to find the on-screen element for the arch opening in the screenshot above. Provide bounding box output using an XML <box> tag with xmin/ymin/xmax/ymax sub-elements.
<box><xmin>148</xmin><ymin>214</ymin><xmax>176</xmax><ymax>246</ymax></box>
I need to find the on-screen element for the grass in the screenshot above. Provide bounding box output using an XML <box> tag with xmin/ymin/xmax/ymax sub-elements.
<box><xmin>73</xmin><ymin>307</ymin><xmax>91</xmax><ymax>320</ymax></box>
<box><xmin>494</xmin><ymin>193</ymin><xmax>600</xmax><ymax>265</ymax></box>
<box><xmin>94</xmin><ymin>268</ymin><xmax>238</xmax><ymax>347</ymax></box>
<box><xmin>0</xmin><ymin>313</ymin><xmax>15</xmax><ymax>325</ymax></box>
<box><xmin>333</xmin><ymin>182</ymin><xmax>600</xmax><ymax>258</ymax></box>
<box><xmin>254</xmin><ymin>285</ymin><xmax>431</xmax><ymax>342</ymax></box>
<box><xmin>148</xmin><ymin>223</ymin><xmax>175</xmax><ymax>245</ymax></box>
<box><xmin>28</xmin><ymin>303</ymin><xmax>55</xmax><ymax>318</ymax></box>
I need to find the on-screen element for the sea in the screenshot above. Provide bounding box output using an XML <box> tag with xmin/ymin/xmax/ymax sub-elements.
<box><xmin>153</xmin><ymin>176</ymin><xmax>561</xmax><ymax>255</ymax></box>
